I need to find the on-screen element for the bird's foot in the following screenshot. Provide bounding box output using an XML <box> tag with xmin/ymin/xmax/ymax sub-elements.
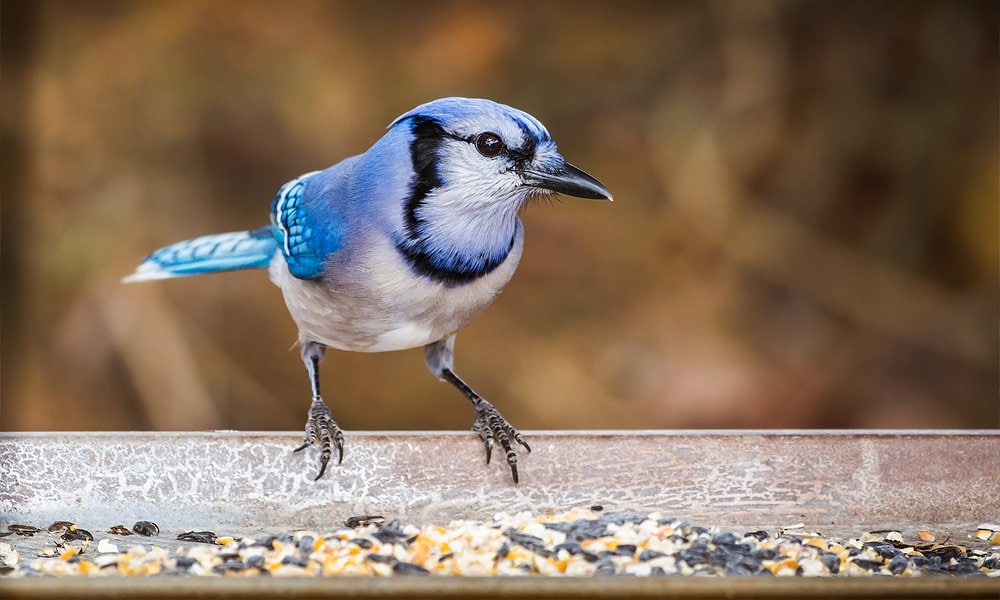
<box><xmin>471</xmin><ymin>400</ymin><xmax>531</xmax><ymax>484</ymax></box>
<box><xmin>293</xmin><ymin>397</ymin><xmax>344</xmax><ymax>480</ymax></box>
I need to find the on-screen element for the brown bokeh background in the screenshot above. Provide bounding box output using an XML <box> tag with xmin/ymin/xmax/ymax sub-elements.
<box><xmin>2</xmin><ymin>1</ymin><xmax>997</xmax><ymax>433</ymax></box>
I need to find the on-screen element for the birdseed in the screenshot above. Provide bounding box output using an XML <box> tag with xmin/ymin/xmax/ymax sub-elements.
<box><xmin>1</xmin><ymin>509</ymin><xmax>998</xmax><ymax>578</ymax></box>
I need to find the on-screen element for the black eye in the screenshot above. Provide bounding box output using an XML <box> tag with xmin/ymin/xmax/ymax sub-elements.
<box><xmin>475</xmin><ymin>132</ymin><xmax>505</xmax><ymax>157</ymax></box>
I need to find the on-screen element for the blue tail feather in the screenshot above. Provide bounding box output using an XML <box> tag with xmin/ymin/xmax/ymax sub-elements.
<box><xmin>124</xmin><ymin>226</ymin><xmax>277</xmax><ymax>282</ymax></box>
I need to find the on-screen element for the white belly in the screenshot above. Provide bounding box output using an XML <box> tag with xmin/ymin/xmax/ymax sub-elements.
<box><xmin>269</xmin><ymin>232</ymin><xmax>523</xmax><ymax>352</ymax></box>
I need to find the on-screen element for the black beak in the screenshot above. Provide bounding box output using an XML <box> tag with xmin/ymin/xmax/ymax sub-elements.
<box><xmin>521</xmin><ymin>162</ymin><xmax>613</xmax><ymax>201</ymax></box>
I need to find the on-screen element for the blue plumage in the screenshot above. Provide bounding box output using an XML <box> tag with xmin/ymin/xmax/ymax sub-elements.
<box><xmin>126</xmin><ymin>97</ymin><xmax>612</xmax><ymax>483</ymax></box>
<box><xmin>124</xmin><ymin>227</ymin><xmax>276</xmax><ymax>281</ymax></box>
<box><xmin>270</xmin><ymin>171</ymin><xmax>345</xmax><ymax>280</ymax></box>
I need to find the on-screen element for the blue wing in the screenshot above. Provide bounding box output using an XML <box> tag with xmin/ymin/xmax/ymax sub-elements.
<box><xmin>270</xmin><ymin>171</ymin><xmax>344</xmax><ymax>280</ymax></box>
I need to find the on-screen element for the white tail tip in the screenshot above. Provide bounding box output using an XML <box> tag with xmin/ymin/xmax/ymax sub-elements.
<box><xmin>122</xmin><ymin>262</ymin><xmax>176</xmax><ymax>283</ymax></box>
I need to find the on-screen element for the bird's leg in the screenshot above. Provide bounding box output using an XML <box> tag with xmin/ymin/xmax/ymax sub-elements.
<box><xmin>293</xmin><ymin>340</ymin><xmax>344</xmax><ymax>480</ymax></box>
<box><xmin>425</xmin><ymin>337</ymin><xmax>530</xmax><ymax>483</ymax></box>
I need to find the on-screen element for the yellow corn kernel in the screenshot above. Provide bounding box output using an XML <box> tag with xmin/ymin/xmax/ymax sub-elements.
<box><xmin>77</xmin><ymin>560</ymin><xmax>97</xmax><ymax>575</ymax></box>
<box><xmin>769</xmin><ymin>558</ymin><xmax>798</xmax><ymax>574</ymax></box>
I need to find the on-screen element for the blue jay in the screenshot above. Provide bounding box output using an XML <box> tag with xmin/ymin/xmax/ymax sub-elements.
<box><xmin>126</xmin><ymin>97</ymin><xmax>612</xmax><ymax>483</ymax></box>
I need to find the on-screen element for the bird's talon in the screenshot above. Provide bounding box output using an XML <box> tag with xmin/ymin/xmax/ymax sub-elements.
<box><xmin>472</xmin><ymin>401</ymin><xmax>527</xmax><ymax>483</ymax></box>
<box><xmin>297</xmin><ymin>398</ymin><xmax>343</xmax><ymax>479</ymax></box>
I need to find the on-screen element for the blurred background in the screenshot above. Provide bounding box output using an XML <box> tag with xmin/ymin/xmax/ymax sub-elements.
<box><xmin>2</xmin><ymin>0</ymin><xmax>997</xmax><ymax>433</ymax></box>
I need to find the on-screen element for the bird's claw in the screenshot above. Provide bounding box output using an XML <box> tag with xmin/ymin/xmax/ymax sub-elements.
<box><xmin>472</xmin><ymin>401</ymin><xmax>530</xmax><ymax>484</ymax></box>
<box><xmin>294</xmin><ymin>397</ymin><xmax>344</xmax><ymax>480</ymax></box>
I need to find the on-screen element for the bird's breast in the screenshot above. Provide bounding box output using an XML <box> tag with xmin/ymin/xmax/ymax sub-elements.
<box><xmin>269</xmin><ymin>227</ymin><xmax>523</xmax><ymax>352</ymax></box>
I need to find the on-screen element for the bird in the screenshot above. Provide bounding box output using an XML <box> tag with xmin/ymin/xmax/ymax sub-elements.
<box><xmin>125</xmin><ymin>97</ymin><xmax>612</xmax><ymax>484</ymax></box>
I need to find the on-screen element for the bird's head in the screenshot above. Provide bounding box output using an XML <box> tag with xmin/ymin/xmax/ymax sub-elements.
<box><xmin>382</xmin><ymin>98</ymin><xmax>611</xmax><ymax>285</ymax></box>
<box><xmin>390</xmin><ymin>97</ymin><xmax>613</xmax><ymax>211</ymax></box>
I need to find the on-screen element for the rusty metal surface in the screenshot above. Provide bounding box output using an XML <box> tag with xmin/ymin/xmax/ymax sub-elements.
<box><xmin>1</xmin><ymin>431</ymin><xmax>998</xmax><ymax>598</ymax></box>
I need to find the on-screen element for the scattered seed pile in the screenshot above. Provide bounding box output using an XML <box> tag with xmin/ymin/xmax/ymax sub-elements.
<box><xmin>1</xmin><ymin>509</ymin><xmax>998</xmax><ymax>577</ymax></box>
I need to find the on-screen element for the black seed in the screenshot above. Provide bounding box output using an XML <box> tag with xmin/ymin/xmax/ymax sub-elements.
<box><xmin>821</xmin><ymin>552</ymin><xmax>840</xmax><ymax>574</ymax></box>
<box><xmin>590</xmin><ymin>505</ymin><xmax>604</xmax><ymax>512</ymax></box>
<box><xmin>177</xmin><ymin>531</ymin><xmax>217</xmax><ymax>544</ymax></box>
<box><xmin>593</xmin><ymin>558</ymin><xmax>617</xmax><ymax>576</ymax></box>
<box><xmin>281</xmin><ymin>556</ymin><xmax>308</xmax><ymax>568</ymax></box>
<box><xmin>8</xmin><ymin>525</ymin><xmax>41</xmax><ymax>536</ymax></box>
<box><xmin>554</xmin><ymin>542</ymin><xmax>584</xmax><ymax>555</ymax></box>
<box><xmin>581</xmin><ymin>551</ymin><xmax>600</xmax><ymax>563</ymax></box>
<box><xmin>506</xmin><ymin>529</ymin><xmax>553</xmax><ymax>557</ymax></box>
<box><xmin>349</xmin><ymin>538</ymin><xmax>373</xmax><ymax>550</ymax></box>
<box><xmin>47</xmin><ymin>521</ymin><xmax>74</xmax><ymax>534</ymax></box>
<box><xmin>438</xmin><ymin>552</ymin><xmax>454</xmax><ymax>562</ymax></box>
<box><xmin>753</xmin><ymin>548</ymin><xmax>780</xmax><ymax>560</ymax></box>
<box><xmin>108</xmin><ymin>525</ymin><xmax>132</xmax><ymax>536</ymax></box>
<box><xmin>922</xmin><ymin>555</ymin><xmax>943</xmax><ymax>571</ymax></box>
<box><xmin>941</xmin><ymin>557</ymin><xmax>980</xmax><ymax>575</ymax></box>
<box><xmin>599</xmin><ymin>512</ymin><xmax>646</xmax><ymax>526</ymax></box>
<box><xmin>851</xmin><ymin>558</ymin><xmax>884</xmax><ymax>572</ymax></box>
<box><xmin>864</xmin><ymin>541</ymin><xmax>900</xmax><ymax>559</ymax></box>
<box><xmin>506</xmin><ymin>529</ymin><xmax>543</xmax><ymax>547</ymax></box>
<box><xmin>496</xmin><ymin>543</ymin><xmax>510</xmax><ymax>560</ymax></box>
<box><xmin>544</xmin><ymin>519</ymin><xmax>609</xmax><ymax>543</ymax></box>
<box><xmin>60</xmin><ymin>527</ymin><xmax>93</xmax><ymax>542</ymax></box>
<box><xmin>132</xmin><ymin>521</ymin><xmax>160</xmax><ymax>537</ymax></box>
<box><xmin>222</xmin><ymin>559</ymin><xmax>245</xmax><ymax>571</ymax></box>
<box><xmin>298</xmin><ymin>536</ymin><xmax>315</xmax><ymax>554</ymax></box>
<box><xmin>344</xmin><ymin>515</ymin><xmax>385</xmax><ymax>529</ymax></box>
<box><xmin>174</xmin><ymin>556</ymin><xmax>196</xmax><ymax>569</ymax></box>
<box><xmin>982</xmin><ymin>556</ymin><xmax>998</xmax><ymax>570</ymax></box>
<box><xmin>367</xmin><ymin>553</ymin><xmax>394</xmax><ymax>564</ymax></box>
<box><xmin>373</xmin><ymin>520</ymin><xmax>407</xmax><ymax>544</ymax></box>
<box><xmin>744</xmin><ymin>530</ymin><xmax>770</xmax><ymax>541</ymax></box>
<box><xmin>922</xmin><ymin>545</ymin><xmax>962</xmax><ymax>562</ymax></box>
<box><xmin>650</xmin><ymin>566</ymin><xmax>667</xmax><ymax>576</ymax></box>
<box><xmin>712</xmin><ymin>532</ymin><xmax>739</xmax><ymax>546</ymax></box>
<box><xmin>639</xmin><ymin>549</ymin><xmax>665</xmax><ymax>561</ymax></box>
<box><xmin>245</xmin><ymin>555</ymin><xmax>265</xmax><ymax>569</ymax></box>
<box><xmin>251</xmin><ymin>536</ymin><xmax>278</xmax><ymax>550</ymax></box>
<box><xmin>888</xmin><ymin>554</ymin><xmax>908</xmax><ymax>575</ymax></box>
<box><xmin>679</xmin><ymin>546</ymin><xmax>709</xmax><ymax>566</ymax></box>
<box><xmin>393</xmin><ymin>561</ymin><xmax>429</xmax><ymax>575</ymax></box>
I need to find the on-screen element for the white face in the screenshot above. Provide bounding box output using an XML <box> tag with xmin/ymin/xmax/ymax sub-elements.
<box><xmin>433</xmin><ymin>116</ymin><xmax>563</xmax><ymax>209</ymax></box>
